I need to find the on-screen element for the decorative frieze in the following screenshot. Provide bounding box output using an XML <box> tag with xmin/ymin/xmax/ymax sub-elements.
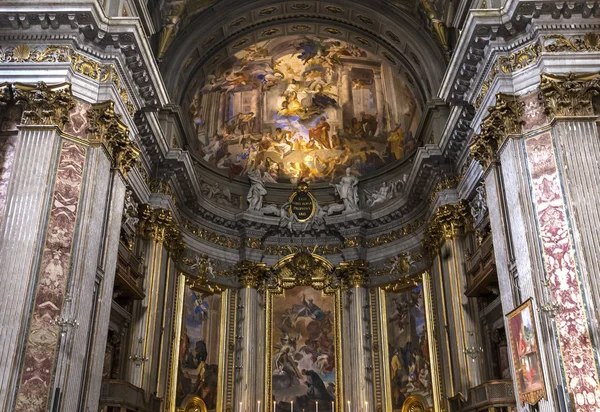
<box><xmin>0</xmin><ymin>45</ymin><xmax>136</xmax><ymax>116</ymax></box>
<box><xmin>87</xmin><ymin>101</ymin><xmax>139</xmax><ymax>176</ymax></box>
<box><xmin>183</xmin><ymin>219</ymin><xmax>240</xmax><ymax>249</ymax></box>
<box><xmin>13</xmin><ymin>82</ymin><xmax>75</xmax><ymax>129</ymax></box>
<box><xmin>498</xmin><ymin>42</ymin><xmax>542</xmax><ymax>74</ymax></box>
<box><xmin>543</xmin><ymin>32</ymin><xmax>600</xmax><ymax>53</ymax></box>
<box><xmin>470</xmin><ymin>93</ymin><xmax>524</xmax><ymax>170</ymax></box>
<box><xmin>423</xmin><ymin>200</ymin><xmax>472</xmax><ymax>256</ymax></box>
<box><xmin>539</xmin><ymin>72</ymin><xmax>600</xmax><ymax>118</ymax></box>
<box><xmin>137</xmin><ymin>205</ymin><xmax>185</xmax><ymax>258</ymax></box>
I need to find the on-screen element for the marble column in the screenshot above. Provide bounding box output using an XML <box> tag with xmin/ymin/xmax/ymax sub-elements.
<box><xmin>127</xmin><ymin>206</ymin><xmax>184</xmax><ymax>395</ymax></box>
<box><xmin>339</xmin><ymin>261</ymin><xmax>374</xmax><ymax>412</ymax></box>
<box><xmin>424</xmin><ymin>201</ymin><xmax>483</xmax><ymax>397</ymax></box>
<box><xmin>0</xmin><ymin>84</ymin><xmax>137</xmax><ymax>412</ymax></box>
<box><xmin>340</xmin><ymin>66</ymin><xmax>354</xmax><ymax>130</ymax></box>
<box><xmin>234</xmin><ymin>261</ymin><xmax>267</xmax><ymax>412</ymax></box>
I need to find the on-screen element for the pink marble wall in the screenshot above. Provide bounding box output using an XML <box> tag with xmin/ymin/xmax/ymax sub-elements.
<box><xmin>0</xmin><ymin>134</ymin><xmax>16</xmax><ymax>230</ymax></box>
<box><xmin>63</xmin><ymin>100</ymin><xmax>91</xmax><ymax>140</ymax></box>
<box><xmin>13</xmin><ymin>141</ymin><xmax>87</xmax><ymax>412</ymax></box>
<box><xmin>520</xmin><ymin>92</ymin><xmax>547</xmax><ymax>133</ymax></box>
<box><xmin>524</xmin><ymin>131</ymin><xmax>600</xmax><ymax>410</ymax></box>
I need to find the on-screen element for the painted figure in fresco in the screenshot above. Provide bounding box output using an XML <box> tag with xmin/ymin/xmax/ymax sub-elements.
<box><xmin>331</xmin><ymin>167</ymin><xmax>360</xmax><ymax>212</ymax></box>
<box><xmin>246</xmin><ymin>168</ymin><xmax>267</xmax><ymax>211</ymax></box>
<box><xmin>294</xmin><ymin>294</ymin><xmax>325</xmax><ymax>322</ymax></box>
<box><xmin>388</xmin><ymin>125</ymin><xmax>405</xmax><ymax>160</ymax></box>
<box><xmin>361</xmin><ymin>112</ymin><xmax>378</xmax><ymax>137</ymax></box>
<box><xmin>309</xmin><ymin>117</ymin><xmax>331</xmax><ymax>149</ymax></box>
<box><xmin>238</xmin><ymin>111</ymin><xmax>255</xmax><ymax>135</ymax></box>
<box><xmin>345</xmin><ymin>117</ymin><xmax>364</xmax><ymax>139</ymax></box>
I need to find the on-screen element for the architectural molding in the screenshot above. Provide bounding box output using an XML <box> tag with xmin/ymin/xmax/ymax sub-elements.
<box><xmin>13</xmin><ymin>81</ymin><xmax>74</xmax><ymax>129</ymax></box>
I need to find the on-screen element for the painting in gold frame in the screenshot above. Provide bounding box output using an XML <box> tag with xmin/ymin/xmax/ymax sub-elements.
<box><xmin>506</xmin><ymin>299</ymin><xmax>546</xmax><ymax>405</ymax></box>
<box><xmin>264</xmin><ymin>253</ymin><xmax>343</xmax><ymax>412</ymax></box>
<box><xmin>380</xmin><ymin>271</ymin><xmax>441</xmax><ymax>412</ymax></box>
<box><xmin>166</xmin><ymin>274</ymin><xmax>228</xmax><ymax>412</ymax></box>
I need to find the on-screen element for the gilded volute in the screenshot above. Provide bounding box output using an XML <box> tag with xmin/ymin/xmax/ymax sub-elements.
<box><xmin>13</xmin><ymin>81</ymin><xmax>75</xmax><ymax>129</ymax></box>
<box><xmin>423</xmin><ymin>200</ymin><xmax>472</xmax><ymax>257</ymax></box>
<box><xmin>539</xmin><ymin>72</ymin><xmax>600</xmax><ymax>118</ymax></box>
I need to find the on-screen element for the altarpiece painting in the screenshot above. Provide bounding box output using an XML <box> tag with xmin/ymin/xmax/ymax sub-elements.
<box><xmin>382</xmin><ymin>272</ymin><xmax>440</xmax><ymax>412</ymax></box>
<box><xmin>265</xmin><ymin>253</ymin><xmax>342</xmax><ymax>412</ymax></box>
<box><xmin>174</xmin><ymin>286</ymin><xmax>223</xmax><ymax>411</ymax></box>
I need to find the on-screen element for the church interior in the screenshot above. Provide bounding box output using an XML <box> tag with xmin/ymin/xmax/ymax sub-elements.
<box><xmin>1</xmin><ymin>0</ymin><xmax>600</xmax><ymax>411</ymax></box>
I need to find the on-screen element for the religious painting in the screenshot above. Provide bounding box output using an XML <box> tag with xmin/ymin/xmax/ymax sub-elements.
<box><xmin>269</xmin><ymin>286</ymin><xmax>338</xmax><ymax>411</ymax></box>
<box><xmin>506</xmin><ymin>299</ymin><xmax>546</xmax><ymax>405</ymax></box>
<box><xmin>383</xmin><ymin>274</ymin><xmax>439</xmax><ymax>412</ymax></box>
<box><xmin>175</xmin><ymin>288</ymin><xmax>223</xmax><ymax>411</ymax></box>
<box><xmin>190</xmin><ymin>35</ymin><xmax>422</xmax><ymax>184</ymax></box>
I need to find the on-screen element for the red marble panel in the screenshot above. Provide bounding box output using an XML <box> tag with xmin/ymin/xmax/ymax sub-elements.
<box><xmin>13</xmin><ymin>141</ymin><xmax>87</xmax><ymax>412</ymax></box>
<box><xmin>63</xmin><ymin>100</ymin><xmax>91</xmax><ymax>140</ymax></box>
<box><xmin>520</xmin><ymin>92</ymin><xmax>547</xmax><ymax>133</ymax></box>
<box><xmin>524</xmin><ymin>131</ymin><xmax>600</xmax><ymax>410</ymax></box>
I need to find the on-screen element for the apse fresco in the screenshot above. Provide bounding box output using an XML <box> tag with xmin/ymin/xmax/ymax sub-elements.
<box><xmin>190</xmin><ymin>36</ymin><xmax>421</xmax><ymax>183</ymax></box>
<box><xmin>385</xmin><ymin>283</ymin><xmax>433</xmax><ymax>410</ymax></box>
<box><xmin>271</xmin><ymin>286</ymin><xmax>336</xmax><ymax>411</ymax></box>
<box><xmin>176</xmin><ymin>289</ymin><xmax>222</xmax><ymax>411</ymax></box>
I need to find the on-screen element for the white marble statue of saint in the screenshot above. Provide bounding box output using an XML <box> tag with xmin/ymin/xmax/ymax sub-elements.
<box><xmin>247</xmin><ymin>168</ymin><xmax>267</xmax><ymax>211</ymax></box>
<box><xmin>331</xmin><ymin>167</ymin><xmax>360</xmax><ymax>212</ymax></box>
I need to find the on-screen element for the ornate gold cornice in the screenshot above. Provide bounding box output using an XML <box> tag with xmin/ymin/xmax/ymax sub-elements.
<box><xmin>423</xmin><ymin>200</ymin><xmax>472</xmax><ymax>256</ymax></box>
<box><xmin>382</xmin><ymin>272</ymin><xmax>423</xmax><ymax>293</ymax></box>
<box><xmin>87</xmin><ymin>100</ymin><xmax>140</xmax><ymax>177</ymax></box>
<box><xmin>12</xmin><ymin>82</ymin><xmax>75</xmax><ymax>129</ymax></box>
<box><xmin>337</xmin><ymin>259</ymin><xmax>369</xmax><ymax>288</ymax></box>
<box><xmin>271</xmin><ymin>253</ymin><xmax>337</xmax><ymax>291</ymax></box>
<box><xmin>539</xmin><ymin>72</ymin><xmax>600</xmax><ymax>118</ymax></box>
<box><xmin>137</xmin><ymin>204</ymin><xmax>185</xmax><ymax>258</ymax></box>
<box><xmin>236</xmin><ymin>260</ymin><xmax>268</xmax><ymax>289</ymax></box>
<box><xmin>470</xmin><ymin>93</ymin><xmax>524</xmax><ymax>170</ymax></box>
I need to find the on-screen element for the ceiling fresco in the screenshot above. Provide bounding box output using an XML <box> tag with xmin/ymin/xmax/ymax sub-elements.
<box><xmin>188</xmin><ymin>36</ymin><xmax>422</xmax><ymax>184</ymax></box>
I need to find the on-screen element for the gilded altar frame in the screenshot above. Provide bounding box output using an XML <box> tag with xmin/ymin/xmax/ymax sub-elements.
<box><xmin>264</xmin><ymin>253</ymin><xmax>344</xmax><ymax>412</ymax></box>
<box><xmin>165</xmin><ymin>273</ymin><xmax>233</xmax><ymax>412</ymax></box>
<box><xmin>378</xmin><ymin>270</ymin><xmax>442</xmax><ymax>412</ymax></box>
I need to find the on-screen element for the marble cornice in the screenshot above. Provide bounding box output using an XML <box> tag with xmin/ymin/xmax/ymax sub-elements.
<box><xmin>0</xmin><ymin>0</ymin><xmax>169</xmax><ymax>108</ymax></box>
<box><xmin>440</xmin><ymin>1</ymin><xmax>600</xmax><ymax>105</ymax></box>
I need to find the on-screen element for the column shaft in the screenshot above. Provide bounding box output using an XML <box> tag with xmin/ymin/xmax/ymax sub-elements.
<box><xmin>0</xmin><ymin>127</ymin><xmax>62</xmax><ymax>410</ymax></box>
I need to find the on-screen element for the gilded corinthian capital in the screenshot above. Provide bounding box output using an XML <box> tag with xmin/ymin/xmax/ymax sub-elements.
<box><xmin>87</xmin><ymin>100</ymin><xmax>139</xmax><ymax>177</ymax></box>
<box><xmin>540</xmin><ymin>72</ymin><xmax>600</xmax><ymax>118</ymax></box>
<box><xmin>423</xmin><ymin>200</ymin><xmax>472</xmax><ymax>256</ymax></box>
<box><xmin>337</xmin><ymin>259</ymin><xmax>369</xmax><ymax>288</ymax></box>
<box><xmin>470</xmin><ymin>93</ymin><xmax>524</xmax><ymax>170</ymax></box>
<box><xmin>13</xmin><ymin>81</ymin><xmax>75</xmax><ymax>129</ymax></box>
<box><xmin>236</xmin><ymin>260</ymin><xmax>268</xmax><ymax>288</ymax></box>
<box><xmin>137</xmin><ymin>204</ymin><xmax>185</xmax><ymax>257</ymax></box>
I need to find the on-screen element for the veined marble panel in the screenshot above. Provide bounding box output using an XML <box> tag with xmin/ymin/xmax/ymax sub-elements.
<box><xmin>524</xmin><ymin>131</ymin><xmax>600</xmax><ymax>410</ymax></box>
